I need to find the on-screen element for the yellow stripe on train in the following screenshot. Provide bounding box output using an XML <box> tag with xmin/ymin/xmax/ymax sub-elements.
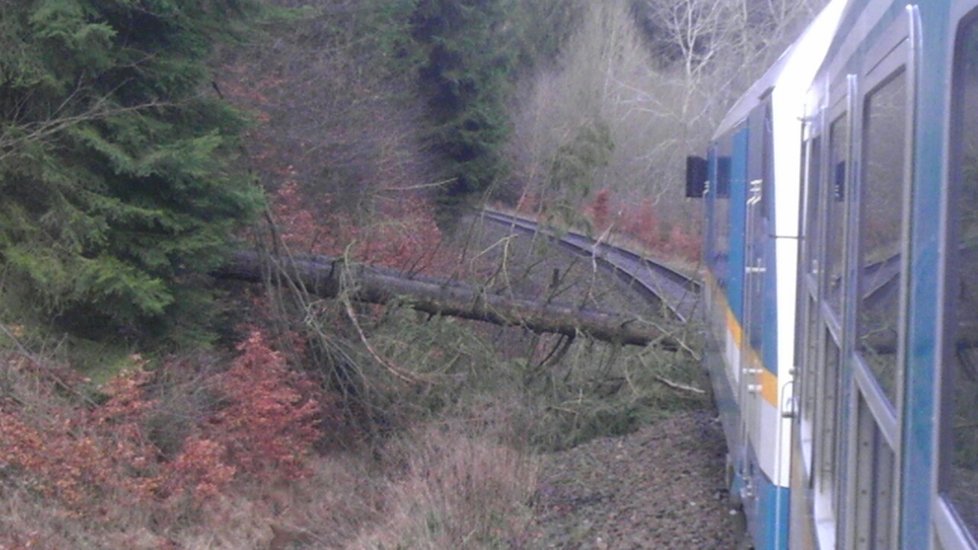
<box><xmin>714</xmin><ymin>279</ymin><xmax>779</xmax><ymax>408</ymax></box>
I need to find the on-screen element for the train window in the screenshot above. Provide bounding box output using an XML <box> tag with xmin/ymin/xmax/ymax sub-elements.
<box><xmin>857</xmin><ymin>69</ymin><xmax>907</xmax><ymax>406</ymax></box>
<box><xmin>713</xmin><ymin>145</ymin><xmax>732</xmax><ymax>288</ymax></box>
<box><xmin>806</xmin><ymin>137</ymin><xmax>823</xmax><ymax>278</ymax></box>
<box><xmin>798</xmin><ymin>134</ymin><xmax>822</xmax><ymax>475</ymax></box>
<box><xmin>801</xmin><ymin>297</ymin><xmax>818</xmax><ymax>422</ymax></box>
<box><xmin>716</xmin><ymin>156</ymin><xmax>731</xmax><ymax>198</ymax></box>
<box><xmin>762</xmin><ymin>102</ymin><xmax>773</xmax><ymax>219</ymax></box>
<box><xmin>944</xmin><ymin>10</ymin><xmax>978</xmax><ymax>541</ymax></box>
<box><xmin>817</xmin><ymin>333</ymin><xmax>841</xmax><ymax>497</ymax></box>
<box><xmin>826</xmin><ymin>114</ymin><xmax>848</xmax><ymax>312</ymax></box>
<box><xmin>801</xmin><ymin>296</ymin><xmax>819</xmax><ymax>461</ymax></box>
<box><xmin>853</xmin><ymin>394</ymin><xmax>895</xmax><ymax>549</ymax></box>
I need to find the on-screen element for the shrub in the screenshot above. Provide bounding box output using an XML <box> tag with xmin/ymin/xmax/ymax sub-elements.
<box><xmin>207</xmin><ymin>330</ymin><xmax>322</xmax><ymax>479</ymax></box>
<box><xmin>587</xmin><ymin>188</ymin><xmax>614</xmax><ymax>233</ymax></box>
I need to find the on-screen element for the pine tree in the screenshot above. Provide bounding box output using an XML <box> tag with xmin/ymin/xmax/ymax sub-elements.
<box><xmin>0</xmin><ymin>0</ymin><xmax>263</xmax><ymax>339</ymax></box>
<box><xmin>411</xmin><ymin>0</ymin><xmax>518</xmax><ymax>200</ymax></box>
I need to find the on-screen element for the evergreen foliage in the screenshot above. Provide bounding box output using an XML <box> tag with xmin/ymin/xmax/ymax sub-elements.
<box><xmin>0</xmin><ymin>0</ymin><xmax>263</xmax><ymax>338</ymax></box>
<box><xmin>410</xmin><ymin>0</ymin><xmax>519</xmax><ymax>200</ymax></box>
<box><xmin>408</xmin><ymin>0</ymin><xmax>587</xmax><ymax>206</ymax></box>
<box><xmin>510</xmin><ymin>0</ymin><xmax>587</xmax><ymax>67</ymax></box>
<box><xmin>549</xmin><ymin>120</ymin><xmax>614</xmax><ymax>199</ymax></box>
<box><xmin>546</xmin><ymin>119</ymin><xmax>614</xmax><ymax>225</ymax></box>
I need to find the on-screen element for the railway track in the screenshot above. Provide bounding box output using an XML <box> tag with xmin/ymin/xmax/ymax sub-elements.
<box><xmin>480</xmin><ymin>209</ymin><xmax>701</xmax><ymax>323</ymax></box>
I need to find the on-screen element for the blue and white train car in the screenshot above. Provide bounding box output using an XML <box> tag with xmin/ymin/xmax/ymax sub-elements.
<box><xmin>691</xmin><ymin>1</ymin><xmax>978</xmax><ymax>548</ymax></box>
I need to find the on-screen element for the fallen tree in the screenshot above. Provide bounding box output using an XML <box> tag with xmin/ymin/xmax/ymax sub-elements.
<box><xmin>216</xmin><ymin>251</ymin><xmax>682</xmax><ymax>350</ymax></box>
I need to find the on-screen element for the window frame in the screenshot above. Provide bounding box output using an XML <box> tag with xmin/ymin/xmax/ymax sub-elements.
<box><xmin>798</xmin><ymin>112</ymin><xmax>825</xmax><ymax>481</ymax></box>
<box><xmin>936</xmin><ymin>2</ymin><xmax>978</xmax><ymax>549</ymax></box>
<box><xmin>810</xmin><ymin>76</ymin><xmax>854</xmax><ymax>548</ymax></box>
<box><xmin>850</xmin><ymin>9</ymin><xmax>913</xmax><ymax>429</ymax></box>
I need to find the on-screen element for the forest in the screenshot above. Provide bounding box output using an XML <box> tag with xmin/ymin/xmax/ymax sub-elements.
<box><xmin>0</xmin><ymin>0</ymin><xmax>822</xmax><ymax>547</ymax></box>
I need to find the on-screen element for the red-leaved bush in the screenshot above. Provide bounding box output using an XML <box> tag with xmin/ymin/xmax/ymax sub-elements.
<box><xmin>160</xmin><ymin>329</ymin><xmax>325</xmax><ymax>503</ymax></box>
<box><xmin>615</xmin><ymin>198</ymin><xmax>701</xmax><ymax>263</ymax></box>
<box><xmin>272</xmin><ymin>181</ymin><xmax>449</xmax><ymax>273</ymax></box>
<box><xmin>0</xmin><ymin>364</ymin><xmax>160</xmax><ymax>511</ymax></box>
<box><xmin>515</xmin><ymin>192</ymin><xmax>540</xmax><ymax>216</ymax></box>
<box><xmin>163</xmin><ymin>436</ymin><xmax>236</xmax><ymax>502</ymax></box>
<box><xmin>207</xmin><ymin>330</ymin><xmax>321</xmax><ymax>479</ymax></box>
<box><xmin>273</xmin><ymin>179</ymin><xmax>346</xmax><ymax>256</ymax></box>
<box><xmin>586</xmin><ymin>188</ymin><xmax>613</xmax><ymax>233</ymax></box>
<box><xmin>0</xmin><ymin>330</ymin><xmax>327</xmax><ymax>518</ymax></box>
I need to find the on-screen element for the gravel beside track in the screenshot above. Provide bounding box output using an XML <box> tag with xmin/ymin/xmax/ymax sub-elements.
<box><xmin>517</xmin><ymin>411</ymin><xmax>744</xmax><ymax>549</ymax></box>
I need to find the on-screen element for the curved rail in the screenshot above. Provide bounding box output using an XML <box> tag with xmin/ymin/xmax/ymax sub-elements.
<box><xmin>480</xmin><ymin>209</ymin><xmax>701</xmax><ymax>323</ymax></box>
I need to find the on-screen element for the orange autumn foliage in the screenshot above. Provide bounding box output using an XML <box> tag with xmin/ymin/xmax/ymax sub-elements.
<box><xmin>272</xmin><ymin>181</ymin><xmax>449</xmax><ymax>273</ymax></box>
<box><xmin>207</xmin><ymin>330</ymin><xmax>322</xmax><ymax>479</ymax></box>
<box><xmin>0</xmin><ymin>330</ymin><xmax>326</xmax><ymax>516</ymax></box>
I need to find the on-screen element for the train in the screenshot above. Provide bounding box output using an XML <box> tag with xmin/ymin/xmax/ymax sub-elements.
<box><xmin>686</xmin><ymin>0</ymin><xmax>978</xmax><ymax>548</ymax></box>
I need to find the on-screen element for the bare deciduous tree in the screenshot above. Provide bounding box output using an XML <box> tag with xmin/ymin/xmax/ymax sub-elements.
<box><xmin>506</xmin><ymin>0</ymin><xmax>825</xmax><ymax>232</ymax></box>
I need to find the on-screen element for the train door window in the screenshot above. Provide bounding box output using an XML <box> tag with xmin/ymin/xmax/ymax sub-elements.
<box><xmin>817</xmin><ymin>333</ymin><xmax>841</xmax><ymax>497</ymax></box>
<box><xmin>799</xmin><ymin>130</ymin><xmax>823</xmax><ymax>473</ymax></box>
<box><xmin>857</xmin><ymin>68</ymin><xmax>907</xmax><ymax>407</ymax></box>
<box><xmin>942</xmin><ymin>7</ymin><xmax>978</xmax><ymax>543</ymax></box>
<box><xmin>801</xmin><ymin>296</ymin><xmax>819</xmax><ymax>465</ymax></box>
<box><xmin>852</xmin><ymin>394</ymin><xmax>895</xmax><ymax>549</ymax></box>
<box><xmin>826</xmin><ymin>114</ymin><xmax>849</xmax><ymax>312</ymax></box>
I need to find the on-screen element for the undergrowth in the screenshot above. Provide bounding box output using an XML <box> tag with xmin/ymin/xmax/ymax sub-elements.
<box><xmin>0</xmin><ymin>0</ymin><xmax>719</xmax><ymax>546</ymax></box>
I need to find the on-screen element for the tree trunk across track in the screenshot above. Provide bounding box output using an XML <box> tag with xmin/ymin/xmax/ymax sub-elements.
<box><xmin>216</xmin><ymin>251</ymin><xmax>682</xmax><ymax>350</ymax></box>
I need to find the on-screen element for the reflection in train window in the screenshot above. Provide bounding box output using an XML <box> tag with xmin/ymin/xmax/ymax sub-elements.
<box><xmin>945</xmin><ymin>12</ymin><xmax>978</xmax><ymax>540</ymax></box>
<box><xmin>858</xmin><ymin>70</ymin><xmax>906</xmax><ymax>406</ymax></box>
<box><xmin>826</xmin><ymin>115</ymin><xmax>848</xmax><ymax>312</ymax></box>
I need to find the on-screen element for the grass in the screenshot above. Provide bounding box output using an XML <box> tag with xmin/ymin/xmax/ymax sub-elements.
<box><xmin>64</xmin><ymin>336</ymin><xmax>141</xmax><ymax>385</ymax></box>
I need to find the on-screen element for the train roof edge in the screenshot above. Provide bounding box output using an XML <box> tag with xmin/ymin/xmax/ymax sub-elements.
<box><xmin>712</xmin><ymin>0</ymin><xmax>851</xmax><ymax>141</ymax></box>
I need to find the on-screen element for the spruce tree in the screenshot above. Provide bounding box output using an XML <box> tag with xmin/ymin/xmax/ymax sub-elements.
<box><xmin>0</xmin><ymin>0</ymin><xmax>263</xmax><ymax>339</ymax></box>
<box><xmin>411</xmin><ymin>0</ymin><xmax>518</xmax><ymax>200</ymax></box>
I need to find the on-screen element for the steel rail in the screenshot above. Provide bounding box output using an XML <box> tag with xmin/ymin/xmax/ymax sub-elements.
<box><xmin>479</xmin><ymin>209</ymin><xmax>700</xmax><ymax>323</ymax></box>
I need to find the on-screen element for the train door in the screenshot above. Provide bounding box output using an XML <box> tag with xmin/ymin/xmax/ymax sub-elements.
<box><xmin>728</xmin><ymin>124</ymin><xmax>752</xmax><ymax>508</ymax></box>
<box><xmin>843</xmin><ymin>11</ymin><xmax>918</xmax><ymax>547</ymax></box>
<box><xmin>790</xmin><ymin>100</ymin><xmax>825</xmax><ymax>549</ymax></box>
<box><xmin>806</xmin><ymin>72</ymin><xmax>853</xmax><ymax>549</ymax></box>
<box><xmin>742</xmin><ymin>101</ymin><xmax>772</xmax><ymax>441</ymax></box>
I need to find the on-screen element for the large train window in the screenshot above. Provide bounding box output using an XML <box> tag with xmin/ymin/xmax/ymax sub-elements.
<box><xmin>713</xmin><ymin>145</ymin><xmax>732</xmax><ymax>288</ymax></box>
<box><xmin>943</xmin><ymin>8</ymin><xmax>978</xmax><ymax>543</ymax></box>
<box><xmin>826</xmin><ymin>114</ymin><xmax>849</xmax><ymax>312</ymax></box>
<box><xmin>857</xmin><ymin>69</ymin><xmax>907</xmax><ymax>407</ymax></box>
